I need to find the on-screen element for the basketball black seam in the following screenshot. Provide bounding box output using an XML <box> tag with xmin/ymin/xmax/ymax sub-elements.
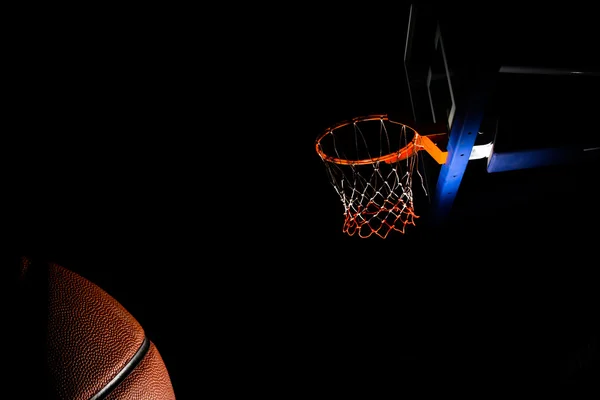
<box><xmin>89</xmin><ymin>336</ymin><xmax>150</xmax><ymax>400</ymax></box>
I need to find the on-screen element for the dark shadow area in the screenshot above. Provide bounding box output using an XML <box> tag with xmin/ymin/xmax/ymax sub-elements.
<box><xmin>7</xmin><ymin>4</ymin><xmax>599</xmax><ymax>397</ymax></box>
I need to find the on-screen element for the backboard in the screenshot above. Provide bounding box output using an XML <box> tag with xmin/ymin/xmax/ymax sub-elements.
<box><xmin>403</xmin><ymin>5</ymin><xmax>457</xmax><ymax>132</ymax></box>
<box><xmin>403</xmin><ymin>4</ymin><xmax>600</xmax><ymax>224</ymax></box>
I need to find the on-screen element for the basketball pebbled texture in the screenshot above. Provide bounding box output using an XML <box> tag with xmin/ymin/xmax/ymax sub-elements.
<box><xmin>21</xmin><ymin>257</ymin><xmax>176</xmax><ymax>399</ymax></box>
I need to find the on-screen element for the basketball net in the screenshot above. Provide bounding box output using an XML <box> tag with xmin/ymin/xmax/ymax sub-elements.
<box><xmin>316</xmin><ymin>114</ymin><xmax>443</xmax><ymax>239</ymax></box>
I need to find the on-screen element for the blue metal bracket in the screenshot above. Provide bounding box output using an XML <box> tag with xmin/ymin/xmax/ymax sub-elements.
<box><xmin>431</xmin><ymin>69</ymin><xmax>498</xmax><ymax>222</ymax></box>
<box><xmin>487</xmin><ymin>147</ymin><xmax>600</xmax><ymax>173</ymax></box>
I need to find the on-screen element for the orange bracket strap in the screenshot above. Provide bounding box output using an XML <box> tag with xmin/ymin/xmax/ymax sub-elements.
<box><xmin>419</xmin><ymin>134</ymin><xmax>448</xmax><ymax>164</ymax></box>
<box><xmin>385</xmin><ymin>133</ymin><xmax>448</xmax><ymax>165</ymax></box>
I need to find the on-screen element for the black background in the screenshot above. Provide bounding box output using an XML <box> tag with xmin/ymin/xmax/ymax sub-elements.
<box><xmin>8</xmin><ymin>3</ymin><xmax>599</xmax><ymax>396</ymax></box>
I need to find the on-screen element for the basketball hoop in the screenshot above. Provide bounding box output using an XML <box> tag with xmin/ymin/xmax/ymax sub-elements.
<box><xmin>315</xmin><ymin>114</ymin><xmax>447</xmax><ymax>238</ymax></box>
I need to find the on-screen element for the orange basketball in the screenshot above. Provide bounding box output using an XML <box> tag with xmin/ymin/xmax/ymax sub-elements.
<box><xmin>14</xmin><ymin>257</ymin><xmax>176</xmax><ymax>399</ymax></box>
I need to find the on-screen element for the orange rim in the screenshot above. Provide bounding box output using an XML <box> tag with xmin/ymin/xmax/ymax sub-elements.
<box><xmin>315</xmin><ymin>114</ymin><xmax>421</xmax><ymax>165</ymax></box>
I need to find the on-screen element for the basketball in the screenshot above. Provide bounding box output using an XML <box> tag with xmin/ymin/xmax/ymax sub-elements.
<box><xmin>13</xmin><ymin>257</ymin><xmax>176</xmax><ymax>399</ymax></box>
